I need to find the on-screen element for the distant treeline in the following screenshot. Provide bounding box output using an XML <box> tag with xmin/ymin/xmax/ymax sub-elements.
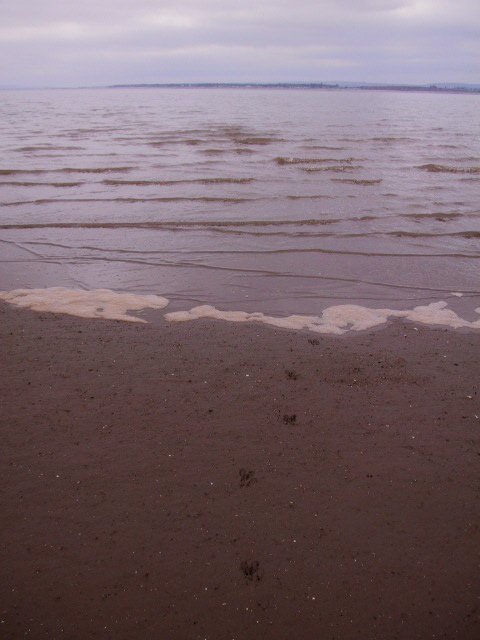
<box><xmin>108</xmin><ymin>82</ymin><xmax>480</xmax><ymax>94</ymax></box>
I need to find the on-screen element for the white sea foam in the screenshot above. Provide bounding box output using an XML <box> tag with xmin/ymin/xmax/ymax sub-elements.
<box><xmin>1</xmin><ymin>288</ymin><xmax>479</xmax><ymax>333</ymax></box>
<box><xmin>165</xmin><ymin>302</ymin><xmax>480</xmax><ymax>334</ymax></box>
<box><xmin>0</xmin><ymin>287</ymin><xmax>169</xmax><ymax>322</ymax></box>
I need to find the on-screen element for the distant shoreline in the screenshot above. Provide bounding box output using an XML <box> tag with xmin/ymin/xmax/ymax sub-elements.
<box><xmin>108</xmin><ymin>82</ymin><xmax>480</xmax><ymax>95</ymax></box>
<box><xmin>2</xmin><ymin>82</ymin><xmax>479</xmax><ymax>95</ymax></box>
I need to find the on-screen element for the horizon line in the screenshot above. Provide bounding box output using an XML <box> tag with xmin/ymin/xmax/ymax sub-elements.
<box><xmin>1</xmin><ymin>80</ymin><xmax>479</xmax><ymax>94</ymax></box>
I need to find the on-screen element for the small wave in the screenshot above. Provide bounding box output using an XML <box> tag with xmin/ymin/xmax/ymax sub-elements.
<box><xmin>22</xmin><ymin>154</ymin><xmax>76</xmax><ymax>159</ymax></box>
<box><xmin>275</xmin><ymin>157</ymin><xmax>357</xmax><ymax>165</ymax></box>
<box><xmin>234</xmin><ymin>136</ymin><xmax>284</xmax><ymax>145</ymax></box>
<box><xmin>0</xmin><ymin>218</ymin><xmax>346</xmax><ymax>231</ymax></box>
<box><xmin>371</xmin><ymin>137</ymin><xmax>415</xmax><ymax>143</ymax></box>
<box><xmin>401</xmin><ymin>212</ymin><xmax>473</xmax><ymax>221</ymax></box>
<box><xmin>0</xmin><ymin>181</ymin><xmax>83</xmax><ymax>188</ymax></box>
<box><xmin>0</xmin><ymin>169</ymin><xmax>46</xmax><ymax>176</ymax></box>
<box><xmin>0</xmin><ymin>167</ymin><xmax>135</xmax><ymax>176</ymax></box>
<box><xmin>145</xmin><ymin>136</ymin><xmax>271</xmax><ymax>148</ymax></box>
<box><xmin>202</xmin><ymin>148</ymin><xmax>227</xmax><ymax>155</ymax></box>
<box><xmin>61</xmin><ymin>127</ymin><xmax>120</xmax><ymax>135</ymax></box>
<box><xmin>417</xmin><ymin>164</ymin><xmax>480</xmax><ymax>174</ymax></box>
<box><xmin>145</xmin><ymin>130</ymin><xmax>284</xmax><ymax>147</ymax></box>
<box><xmin>301</xmin><ymin>145</ymin><xmax>346</xmax><ymax>151</ymax></box>
<box><xmin>13</xmin><ymin>146</ymin><xmax>84</xmax><ymax>152</ymax></box>
<box><xmin>215</xmin><ymin>228</ymin><xmax>480</xmax><ymax>240</ymax></box>
<box><xmin>387</xmin><ymin>230</ymin><xmax>480</xmax><ymax>239</ymax></box>
<box><xmin>147</xmin><ymin>138</ymin><xmax>203</xmax><ymax>146</ymax></box>
<box><xmin>3</xmin><ymin>196</ymin><xmax>252</xmax><ymax>206</ymax></box>
<box><xmin>56</xmin><ymin>166</ymin><xmax>136</xmax><ymax>174</ymax></box>
<box><xmin>331</xmin><ymin>178</ymin><xmax>382</xmax><ymax>185</ymax></box>
<box><xmin>302</xmin><ymin>165</ymin><xmax>363</xmax><ymax>173</ymax></box>
<box><xmin>193</xmin><ymin>177</ymin><xmax>255</xmax><ymax>185</ymax></box>
<box><xmin>285</xmin><ymin>194</ymin><xmax>332</xmax><ymax>200</ymax></box>
<box><xmin>102</xmin><ymin>177</ymin><xmax>256</xmax><ymax>186</ymax></box>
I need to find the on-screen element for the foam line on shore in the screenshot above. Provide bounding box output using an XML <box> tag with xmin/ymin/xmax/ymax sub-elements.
<box><xmin>1</xmin><ymin>288</ymin><xmax>479</xmax><ymax>333</ymax></box>
<box><xmin>0</xmin><ymin>287</ymin><xmax>169</xmax><ymax>322</ymax></box>
<box><xmin>165</xmin><ymin>302</ymin><xmax>480</xmax><ymax>334</ymax></box>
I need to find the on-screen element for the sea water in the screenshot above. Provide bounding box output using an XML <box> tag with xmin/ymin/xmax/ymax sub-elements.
<box><xmin>1</xmin><ymin>87</ymin><xmax>479</xmax><ymax>330</ymax></box>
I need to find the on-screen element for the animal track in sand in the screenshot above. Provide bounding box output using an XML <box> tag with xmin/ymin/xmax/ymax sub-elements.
<box><xmin>239</xmin><ymin>468</ymin><xmax>257</xmax><ymax>487</ymax></box>
<box><xmin>240</xmin><ymin>560</ymin><xmax>263</xmax><ymax>582</ymax></box>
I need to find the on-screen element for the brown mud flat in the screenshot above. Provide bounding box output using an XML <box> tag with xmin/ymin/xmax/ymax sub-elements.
<box><xmin>1</xmin><ymin>303</ymin><xmax>479</xmax><ymax>639</ymax></box>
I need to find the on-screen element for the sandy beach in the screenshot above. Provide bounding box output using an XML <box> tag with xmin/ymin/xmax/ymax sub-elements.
<box><xmin>1</xmin><ymin>302</ymin><xmax>479</xmax><ymax>639</ymax></box>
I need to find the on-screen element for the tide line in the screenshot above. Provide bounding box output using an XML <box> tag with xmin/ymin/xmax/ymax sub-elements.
<box><xmin>1</xmin><ymin>287</ymin><xmax>479</xmax><ymax>334</ymax></box>
<box><xmin>165</xmin><ymin>302</ymin><xmax>480</xmax><ymax>334</ymax></box>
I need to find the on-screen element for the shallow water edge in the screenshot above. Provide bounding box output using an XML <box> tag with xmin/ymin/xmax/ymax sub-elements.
<box><xmin>1</xmin><ymin>287</ymin><xmax>479</xmax><ymax>335</ymax></box>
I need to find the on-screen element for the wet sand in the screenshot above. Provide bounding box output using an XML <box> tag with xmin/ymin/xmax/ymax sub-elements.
<box><xmin>1</xmin><ymin>303</ymin><xmax>480</xmax><ymax>639</ymax></box>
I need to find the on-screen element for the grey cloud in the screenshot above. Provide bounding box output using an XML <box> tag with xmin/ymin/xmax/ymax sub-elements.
<box><xmin>0</xmin><ymin>0</ymin><xmax>478</xmax><ymax>86</ymax></box>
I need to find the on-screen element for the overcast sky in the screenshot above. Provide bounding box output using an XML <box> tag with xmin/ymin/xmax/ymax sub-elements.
<box><xmin>0</xmin><ymin>0</ymin><xmax>479</xmax><ymax>87</ymax></box>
